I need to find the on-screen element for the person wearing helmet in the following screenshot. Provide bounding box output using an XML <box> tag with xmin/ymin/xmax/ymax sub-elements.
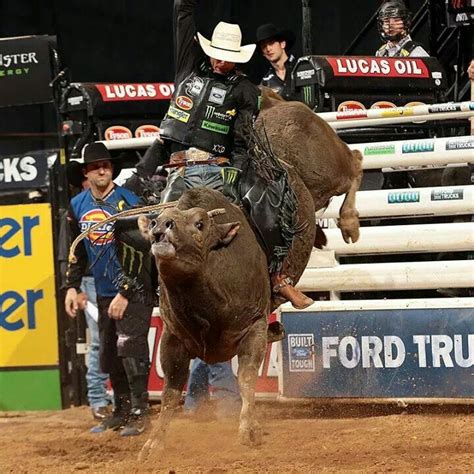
<box><xmin>375</xmin><ymin>1</ymin><xmax>429</xmax><ymax>57</ymax></box>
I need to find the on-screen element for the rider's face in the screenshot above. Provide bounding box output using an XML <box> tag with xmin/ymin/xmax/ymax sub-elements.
<box><xmin>210</xmin><ymin>57</ymin><xmax>236</xmax><ymax>75</ymax></box>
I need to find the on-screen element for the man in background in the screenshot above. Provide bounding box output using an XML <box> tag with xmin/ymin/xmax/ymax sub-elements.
<box><xmin>376</xmin><ymin>1</ymin><xmax>429</xmax><ymax>57</ymax></box>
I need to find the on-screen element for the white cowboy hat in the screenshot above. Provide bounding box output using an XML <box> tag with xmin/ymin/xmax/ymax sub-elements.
<box><xmin>197</xmin><ymin>22</ymin><xmax>256</xmax><ymax>64</ymax></box>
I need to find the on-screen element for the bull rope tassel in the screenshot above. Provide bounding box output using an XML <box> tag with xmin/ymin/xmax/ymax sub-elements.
<box><xmin>68</xmin><ymin>200</ymin><xmax>178</xmax><ymax>264</ymax></box>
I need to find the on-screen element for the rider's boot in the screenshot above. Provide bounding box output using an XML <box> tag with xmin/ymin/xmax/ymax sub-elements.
<box><xmin>272</xmin><ymin>273</ymin><xmax>314</xmax><ymax>310</ymax></box>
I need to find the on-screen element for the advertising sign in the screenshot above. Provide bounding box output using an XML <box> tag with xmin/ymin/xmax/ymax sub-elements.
<box><xmin>0</xmin><ymin>36</ymin><xmax>54</xmax><ymax>107</ymax></box>
<box><xmin>281</xmin><ymin>306</ymin><xmax>473</xmax><ymax>398</ymax></box>
<box><xmin>0</xmin><ymin>204</ymin><xmax>59</xmax><ymax>367</ymax></box>
<box><xmin>148</xmin><ymin>313</ymin><xmax>279</xmax><ymax>397</ymax></box>
<box><xmin>0</xmin><ymin>150</ymin><xmax>54</xmax><ymax>191</ymax></box>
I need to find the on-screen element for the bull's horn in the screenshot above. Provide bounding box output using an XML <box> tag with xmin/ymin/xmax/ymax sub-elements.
<box><xmin>207</xmin><ymin>208</ymin><xmax>226</xmax><ymax>218</ymax></box>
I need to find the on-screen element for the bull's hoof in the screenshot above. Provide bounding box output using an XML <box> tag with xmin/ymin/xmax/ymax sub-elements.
<box><xmin>239</xmin><ymin>423</ymin><xmax>263</xmax><ymax>447</ymax></box>
<box><xmin>338</xmin><ymin>213</ymin><xmax>360</xmax><ymax>244</ymax></box>
<box><xmin>267</xmin><ymin>321</ymin><xmax>285</xmax><ymax>343</ymax></box>
<box><xmin>138</xmin><ymin>437</ymin><xmax>164</xmax><ymax>462</ymax></box>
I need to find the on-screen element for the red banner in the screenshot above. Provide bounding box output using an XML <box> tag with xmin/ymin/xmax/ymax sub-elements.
<box><xmin>148</xmin><ymin>313</ymin><xmax>279</xmax><ymax>397</ymax></box>
<box><xmin>326</xmin><ymin>57</ymin><xmax>429</xmax><ymax>78</ymax></box>
<box><xmin>95</xmin><ymin>83</ymin><xmax>175</xmax><ymax>102</ymax></box>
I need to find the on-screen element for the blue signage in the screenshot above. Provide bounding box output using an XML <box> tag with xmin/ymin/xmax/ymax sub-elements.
<box><xmin>281</xmin><ymin>308</ymin><xmax>473</xmax><ymax>398</ymax></box>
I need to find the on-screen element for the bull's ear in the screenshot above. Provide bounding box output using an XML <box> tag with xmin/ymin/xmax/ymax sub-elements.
<box><xmin>217</xmin><ymin>222</ymin><xmax>240</xmax><ymax>246</ymax></box>
<box><xmin>137</xmin><ymin>215</ymin><xmax>150</xmax><ymax>239</ymax></box>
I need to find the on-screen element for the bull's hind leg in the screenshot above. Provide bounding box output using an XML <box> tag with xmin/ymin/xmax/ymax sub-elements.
<box><xmin>338</xmin><ymin>150</ymin><xmax>363</xmax><ymax>243</ymax></box>
<box><xmin>139</xmin><ymin>329</ymin><xmax>190</xmax><ymax>460</ymax></box>
<box><xmin>237</xmin><ymin>318</ymin><xmax>267</xmax><ymax>446</ymax></box>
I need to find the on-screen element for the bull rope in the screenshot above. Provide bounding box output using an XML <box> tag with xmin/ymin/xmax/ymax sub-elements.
<box><xmin>68</xmin><ymin>200</ymin><xmax>178</xmax><ymax>263</ymax></box>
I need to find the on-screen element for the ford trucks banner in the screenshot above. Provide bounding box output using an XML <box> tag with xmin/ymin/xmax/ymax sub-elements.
<box><xmin>0</xmin><ymin>150</ymin><xmax>55</xmax><ymax>191</ymax></box>
<box><xmin>0</xmin><ymin>36</ymin><xmax>55</xmax><ymax>107</ymax></box>
<box><xmin>281</xmin><ymin>308</ymin><xmax>473</xmax><ymax>398</ymax></box>
<box><xmin>0</xmin><ymin>204</ymin><xmax>59</xmax><ymax>367</ymax></box>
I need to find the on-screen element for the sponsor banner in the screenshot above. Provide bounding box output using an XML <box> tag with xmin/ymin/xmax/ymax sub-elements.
<box><xmin>148</xmin><ymin>313</ymin><xmax>278</xmax><ymax>396</ymax></box>
<box><xmin>0</xmin><ymin>150</ymin><xmax>54</xmax><ymax>190</ymax></box>
<box><xmin>402</xmin><ymin>140</ymin><xmax>435</xmax><ymax>153</ymax></box>
<box><xmin>134</xmin><ymin>124</ymin><xmax>160</xmax><ymax>138</ymax></box>
<box><xmin>168</xmin><ymin>105</ymin><xmax>190</xmax><ymax>123</ymax></box>
<box><xmin>0</xmin><ymin>369</ymin><xmax>62</xmax><ymax>410</ymax></box>
<box><xmin>0</xmin><ymin>35</ymin><xmax>54</xmax><ymax>107</ymax></box>
<box><xmin>335</xmin><ymin>109</ymin><xmax>368</xmax><ymax>120</ymax></box>
<box><xmin>104</xmin><ymin>125</ymin><xmax>132</xmax><ymax>140</ymax></box>
<box><xmin>209</xmin><ymin>86</ymin><xmax>227</xmax><ymax>105</ymax></box>
<box><xmin>176</xmin><ymin>95</ymin><xmax>193</xmax><ymax>111</ymax></box>
<box><xmin>429</xmin><ymin>103</ymin><xmax>462</xmax><ymax>113</ymax></box>
<box><xmin>281</xmin><ymin>308</ymin><xmax>473</xmax><ymax>398</ymax></box>
<box><xmin>370</xmin><ymin>101</ymin><xmax>396</xmax><ymax>109</ymax></box>
<box><xmin>337</xmin><ymin>100</ymin><xmax>366</xmax><ymax>112</ymax></box>
<box><xmin>95</xmin><ymin>83</ymin><xmax>175</xmax><ymax>102</ymax></box>
<box><xmin>363</xmin><ymin>144</ymin><xmax>395</xmax><ymax>156</ymax></box>
<box><xmin>445</xmin><ymin>137</ymin><xmax>474</xmax><ymax>151</ymax></box>
<box><xmin>326</xmin><ymin>57</ymin><xmax>429</xmax><ymax>78</ymax></box>
<box><xmin>387</xmin><ymin>191</ymin><xmax>420</xmax><ymax>203</ymax></box>
<box><xmin>381</xmin><ymin>106</ymin><xmax>414</xmax><ymax>118</ymax></box>
<box><xmin>201</xmin><ymin>120</ymin><xmax>230</xmax><ymax>135</ymax></box>
<box><xmin>0</xmin><ymin>204</ymin><xmax>58</xmax><ymax>367</ymax></box>
<box><xmin>431</xmin><ymin>188</ymin><xmax>464</xmax><ymax>201</ymax></box>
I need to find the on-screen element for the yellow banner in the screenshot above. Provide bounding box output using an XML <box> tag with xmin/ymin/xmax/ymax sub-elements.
<box><xmin>0</xmin><ymin>204</ymin><xmax>59</xmax><ymax>367</ymax></box>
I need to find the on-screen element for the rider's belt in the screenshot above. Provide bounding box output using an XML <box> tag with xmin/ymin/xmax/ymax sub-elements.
<box><xmin>170</xmin><ymin>148</ymin><xmax>230</xmax><ymax>167</ymax></box>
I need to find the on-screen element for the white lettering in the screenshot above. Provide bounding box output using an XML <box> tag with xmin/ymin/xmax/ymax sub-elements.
<box><xmin>125</xmin><ymin>84</ymin><xmax>137</xmax><ymax>97</ymax></box>
<box><xmin>359</xmin><ymin>59</ymin><xmax>369</xmax><ymax>74</ymax></box>
<box><xmin>322</xmin><ymin>336</ymin><xmax>339</xmax><ymax>368</ymax></box>
<box><xmin>432</xmin><ymin>335</ymin><xmax>454</xmax><ymax>368</ymax></box>
<box><xmin>146</xmin><ymin>84</ymin><xmax>158</xmax><ymax>97</ymax></box>
<box><xmin>453</xmin><ymin>334</ymin><xmax>474</xmax><ymax>368</ymax></box>
<box><xmin>362</xmin><ymin>336</ymin><xmax>384</xmax><ymax>368</ymax></box>
<box><xmin>384</xmin><ymin>336</ymin><xmax>406</xmax><ymax>368</ymax></box>
<box><xmin>339</xmin><ymin>336</ymin><xmax>360</xmax><ymax>369</ymax></box>
<box><xmin>19</xmin><ymin>156</ymin><xmax>37</xmax><ymax>181</ymax></box>
<box><xmin>158</xmin><ymin>84</ymin><xmax>172</xmax><ymax>97</ymax></box>
<box><xmin>413</xmin><ymin>335</ymin><xmax>429</xmax><ymax>367</ymax></box>
<box><xmin>104</xmin><ymin>85</ymin><xmax>116</xmax><ymax>99</ymax></box>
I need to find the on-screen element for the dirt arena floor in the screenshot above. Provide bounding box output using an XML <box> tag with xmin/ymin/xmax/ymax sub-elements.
<box><xmin>1</xmin><ymin>402</ymin><xmax>473</xmax><ymax>473</ymax></box>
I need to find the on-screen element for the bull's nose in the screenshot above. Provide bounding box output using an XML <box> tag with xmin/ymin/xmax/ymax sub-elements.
<box><xmin>164</xmin><ymin>219</ymin><xmax>175</xmax><ymax>230</ymax></box>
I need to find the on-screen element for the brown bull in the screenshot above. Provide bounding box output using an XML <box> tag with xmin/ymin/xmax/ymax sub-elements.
<box><xmin>257</xmin><ymin>87</ymin><xmax>363</xmax><ymax>245</ymax></box>
<box><xmin>138</xmin><ymin>92</ymin><xmax>362</xmax><ymax>456</ymax></box>
<box><xmin>137</xmin><ymin>188</ymin><xmax>275</xmax><ymax>458</ymax></box>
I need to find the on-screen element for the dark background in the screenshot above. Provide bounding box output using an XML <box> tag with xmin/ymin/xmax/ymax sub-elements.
<box><xmin>0</xmin><ymin>0</ymin><xmax>470</xmax><ymax>156</ymax></box>
<box><xmin>2</xmin><ymin>0</ymin><xmax>407</xmax><ymax>84</ymax></box>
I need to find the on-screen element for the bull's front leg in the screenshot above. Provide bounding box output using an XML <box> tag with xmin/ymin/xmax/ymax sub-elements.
<box><xmin>139</xmin><ymin>328</ymin><xmax>190</xmax><ymax>461</ymax></box>
<box><xmin>237</xmin><ymin>318</ymin><xmax>267</xmax><ymax>446</ymax></box>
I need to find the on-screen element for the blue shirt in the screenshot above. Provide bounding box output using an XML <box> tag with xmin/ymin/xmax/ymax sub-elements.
<box><xmin>70</xmin><ymin>185</ymin><xmax>139</xmax><ymax>297</ymax></box>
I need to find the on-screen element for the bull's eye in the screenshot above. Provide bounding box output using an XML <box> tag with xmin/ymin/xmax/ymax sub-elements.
<box><xmin>150</xmin><ymin>219</ymin><xmax>157</xmax><ymax>229</ymax></box>
<box><xmin>195</xmin><ymin>220</ymin><xmax>204</xmax><ymax>231</ymax></box>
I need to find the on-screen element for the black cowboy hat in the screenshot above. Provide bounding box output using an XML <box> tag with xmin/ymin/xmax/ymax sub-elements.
<box><xmin>256</xmin><ymin>23</ymin><xmax>296</xmax><ymax>51</ymax></box>
<box><xmin>67</xmin><ymin>142</ymin><xmax>122</xmax><ymax>187</ymax></box>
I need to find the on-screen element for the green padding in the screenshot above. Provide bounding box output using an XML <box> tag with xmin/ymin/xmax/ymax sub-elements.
<box><xmin>0</xmin><ymin>369</ymin><xmax>62</xmax><ymax>411</ymax></box>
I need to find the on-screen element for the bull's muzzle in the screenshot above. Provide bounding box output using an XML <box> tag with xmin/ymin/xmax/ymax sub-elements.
<box><xmin>150</xmin><ymin>218</ymin><xmax>176</xmax><ymax>259</ymax></box>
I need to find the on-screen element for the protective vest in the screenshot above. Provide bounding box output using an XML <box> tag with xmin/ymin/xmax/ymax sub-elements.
<box><xmin>160</xmin><ymin>62</ymin><xmax>244</xmax><ymax>155</ymax></box>
<box><xmin>376</xmin><ymin>39</ymin><xmax>422</xmax><ymax>57</ymax></box>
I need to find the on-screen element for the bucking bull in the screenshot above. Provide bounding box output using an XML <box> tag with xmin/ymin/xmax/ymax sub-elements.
<box><xmin>136</xmin><ymin>88</ymin><xmax>363</xmax><ymax>458</ymax></box>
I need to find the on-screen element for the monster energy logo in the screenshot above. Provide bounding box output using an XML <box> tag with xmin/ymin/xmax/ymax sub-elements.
<box><xmin>121</xmin><ymin>242</ymin><xmax>143</xmax><ymax>274</ymax></box>
<box><xmin>303</xmin><ymin>85</ymin><xmax>312</xmax><ymax>105</ymax></box>
<box><xmin>205</xmin><ymin>105</ymin><xmax>215</xmax><ymax>119</ymax></box>
<box><xmin>221</xmin><ymin>167</ymin><xmax>239</xmax><ymax>184</ymax></box>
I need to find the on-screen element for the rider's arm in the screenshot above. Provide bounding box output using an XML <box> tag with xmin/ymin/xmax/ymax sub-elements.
<box><xmin>174</xmin><ymin>0</ymin><xmax>203</xmax><ymax>83</ymax></box>
<box><xmin>122</xmin><ymin>139</ymin><xmax>168</xmax><ymax>194</ymax></box>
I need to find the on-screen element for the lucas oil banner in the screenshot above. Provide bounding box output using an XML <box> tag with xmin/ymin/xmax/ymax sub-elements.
<box><xmin>0</xmin><ymin>204</ymin><xmax>59</xmax><ymax>367</ymax></box>
<box><xmin>281</xmin><ymin>306</ymin><xmax>473</xmax><ymax>398</ymax></box>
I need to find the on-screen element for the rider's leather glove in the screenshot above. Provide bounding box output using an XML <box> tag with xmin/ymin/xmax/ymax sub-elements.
<box><xmin>221</xmin><ymin>167</ymin><xmax>242</xmax><ymax>204</ymax></box>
